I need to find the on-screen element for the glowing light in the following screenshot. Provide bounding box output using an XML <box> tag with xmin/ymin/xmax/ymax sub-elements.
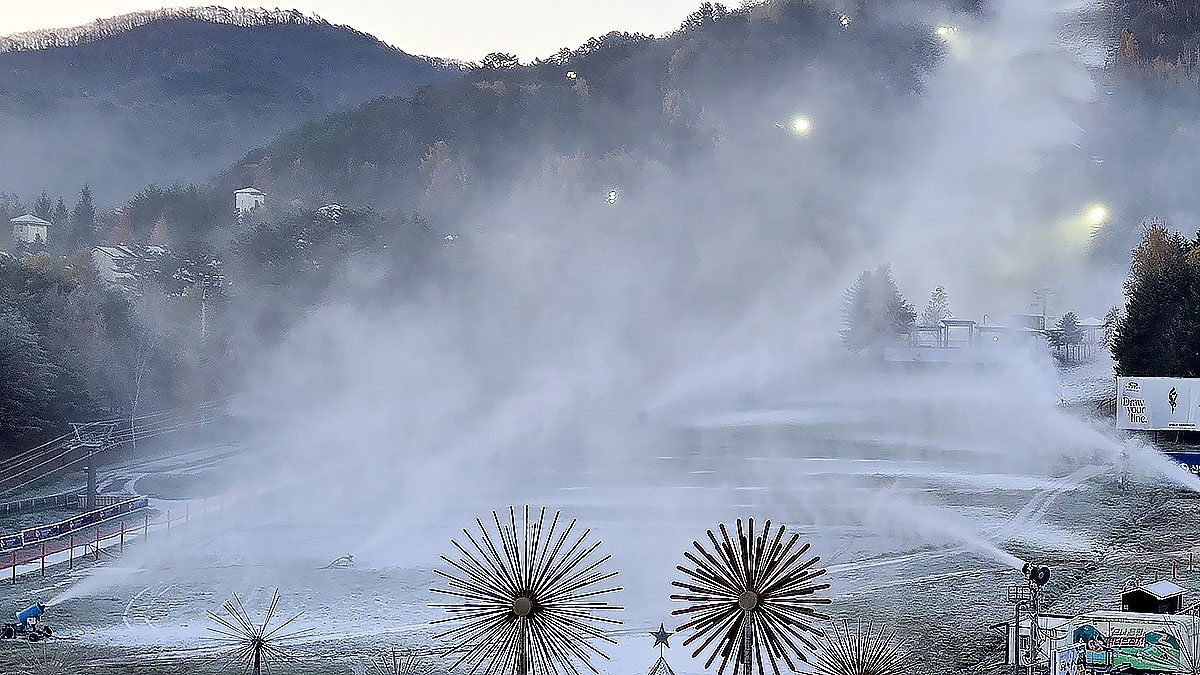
<box><xmin>606</xmin><ymin>190</ymin><xmax>619</xmax><ymax>205</ymax></box>
<box><xmin>1087</xmin><ymin>205</ymin><xmax>1109</xmax><ymax>226</ymax></box>
<box><xmin>839</xmin><ymin>14</ymin><xmax>851</xmax><ymax>27</ymax></box>
<box><xmin>936</xmin><ymin>25</ymin><xmax>956</xmax><ymax>38</ymax></box>
<box><xmin>566</xmin><ymin>71</ymin><xmax>578</xmax><ymax>79</ymax></box>
<box><xmin>790</xmin><ymin>116</ymin><xmax>813</xmax><ymax>135</ymax></box>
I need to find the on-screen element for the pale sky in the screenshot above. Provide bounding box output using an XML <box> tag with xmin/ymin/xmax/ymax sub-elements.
<box><xmin>0</xmin><ymin>1</ymin><xmax>705</xmax><ymax>61</ymax></box>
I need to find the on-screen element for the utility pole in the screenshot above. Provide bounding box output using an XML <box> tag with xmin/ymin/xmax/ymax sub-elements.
<box><xmin>1031</xmin><ymin>288</ymin><xmax>1055</xmax><ymax>328</ymax></box>
<box><xmin>174</xmin><ymin>259</ymin><xmax>224</xmax><ymax>347</ymax></box>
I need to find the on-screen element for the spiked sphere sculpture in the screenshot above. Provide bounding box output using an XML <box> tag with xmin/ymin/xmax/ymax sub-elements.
<box><xmin>361</xmin><ymin>648</ymin><xmax>437</xmax><ymax>675</ymax></box>
<box><xmin>811</xmin><ymin>620</ymin><xmax>908</xmax><ymax>675</ymax></box>
<box><xmin>430</xmin><ymin>506</ymin><xmax>623</xmax><ymax>675</ymax></box>
<box><xmin>671</xmin><ymin>518</ymin><xmax>831</xmax><ymax>675</ymax></box>
<box><xmin>20</xmin><ymin>644</ymin><xmax>83</xmax><ymax>675</ymax></box>
<box><xmin>207</xmin><ymin>590</ymin><xmax>314</xmax><ymax>675</ymax></box>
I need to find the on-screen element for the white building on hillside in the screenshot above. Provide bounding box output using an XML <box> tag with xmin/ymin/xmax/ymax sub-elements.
<box><xmin>91</xmin><ymin>244</ymin><xmax>170</xmax><ymax>289</ymax></box>
<box><xmin>11</xmin><ymin>214</ymin><xmax>50</xmax><ymax>245</ymax></box>
<box><xmin>235</xmin><ymin>187</ymin><xmax>265</xmax><ymax>218</ymax></box>
<box><xmin>91</xmin><ymin>245</ymin><xmax>141</xmax><ymax>285</ymax></box>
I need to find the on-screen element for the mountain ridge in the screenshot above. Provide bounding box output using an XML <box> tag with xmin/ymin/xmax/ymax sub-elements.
<box><xmin>0</xmin><ymin>6</ymin><xmax>450</xmax><ymax>66</ymax></box>
<box><xmin>0</xmin><ymin>7</ymin><xmax>462</xmax><ymax>203</ymax></box>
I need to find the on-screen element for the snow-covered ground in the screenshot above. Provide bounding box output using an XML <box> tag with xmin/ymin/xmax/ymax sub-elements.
<box><xmin>0</xmin><ymin>361</ymin><xmax>1186</xmax><ymax>675</ymax></box>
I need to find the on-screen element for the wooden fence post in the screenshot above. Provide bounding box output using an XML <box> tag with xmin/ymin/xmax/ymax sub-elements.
<box><xmin>69</xmin><ymin>535</ymin><xmax>74</xmax><ymax>570</ymax></box>
<box><xmin>120</xmin><ymin>521</ymin><xmax>125</xmax><ymax>553</ymax></box>
<box><xmin>40</xmin><ymin>543</ymin><xmax>45</xmax><ymax>577</ymax></box>
<box><xmin>11</xmin><ymin>551</ymin><xmax>15</xmax><ymax>585</ymax></box>
<box><xmin>94</xmin><ymin>527</ymin><xmax>100</xmax><ymax>560</ymax></box>
<box><xmin>144</xmin><ymin>514</ymin><xmax>149</xmax><ymax>539</ymax></box>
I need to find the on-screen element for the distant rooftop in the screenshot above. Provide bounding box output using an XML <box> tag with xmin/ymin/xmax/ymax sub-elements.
<box><xmin>235</xmin><ymin>187</ymin><xmax>265</xmax><ymax>195</ymax></box>
<box><xmin>10</xmin><ymin>214</ymin><xmax>50</xmax><ymax>226</ymax></box>
<box><xmin>1129</xmin><ymin>580</ymin><xmax>1187</xmax><ymax>600</ymax></box>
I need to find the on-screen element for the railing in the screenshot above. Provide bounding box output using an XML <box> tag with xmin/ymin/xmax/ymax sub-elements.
<box><xmin>3</xmin><ymin>496</ymin><xmax>228</xmax><ymax>584</ymax></box>
<box><xmin>0</xmin><ymin>490</ymin><xmax>83</xmax><ymax>518</ymax></box>
<box><xmin>0</xmin><ymin>496</ymin><xmax>147</xmax><ymax>554</ymax></box>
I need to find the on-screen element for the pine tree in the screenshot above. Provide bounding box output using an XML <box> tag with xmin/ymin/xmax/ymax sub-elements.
<box><xmin>841</xmin><ymin>264</ymin><xmax>915</xmax><ymax>351</ymax></box>
<box><xmin>0</xmin><ymin>193</ymin><xmax>23</xmax><ymax>222</ymax></box>
<box><xmin>0</xmin><ymin>307</ymin><xmax>56</xmax><ymax>443</ymax></box>
<box><xmin>51</xmin><ymin>198</ymin><xmax>69</xmax><ymax>227</ymax></box>
<box><xmin>1056</xmin><ymin>312</ymin><xmax>1084</xmax><ymax>346</ymax></box>
<box><xmin>1113</xmin><ymin>222</ymin><xmax>1197</xmax><ymax>376</ymax></box>
<box><xmin>1101</xmin><ymin>306</ymin><xmax>1122</xmax><ymax>348</ymax></box>
<box><xmin>68</xmin><ymin>184</ymin><xmax>97</xmax><ymax>251</ymax></box>
<box><xmin>920</xmin><ymin>285</ymin><xmax>952</xmax><ymax>326</ymax></box>
<box><xmin>32</xmin><ymin>191</ymin><xmax>53</xmax><ymax>221</ymax></box>
<box><xmin>841</xmin><ymin>269</ymin><xmax>874</xmax><ymax>350</ymax></box>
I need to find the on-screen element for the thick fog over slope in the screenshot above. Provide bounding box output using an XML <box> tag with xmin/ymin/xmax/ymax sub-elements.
<box><xmin>43</xmin><ymin>1</ymin><xmax>1200</xmax><ymax>672</ymax></box>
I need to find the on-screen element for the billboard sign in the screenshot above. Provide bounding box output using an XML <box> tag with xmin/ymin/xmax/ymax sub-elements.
<box><xmin>1117</xmin><ymin>377</ymin><xmax>1200</xmax><ymax>430</ymax></box>
<box><xmin>1053</xmin><ymin>642</ymin><xmax>1086</xmax><ymax>675</ymax></box>
<box><xmin>1073</xmin><ymin>622</ymin><xmax>1183</xmax><ymax>671</ymax></box>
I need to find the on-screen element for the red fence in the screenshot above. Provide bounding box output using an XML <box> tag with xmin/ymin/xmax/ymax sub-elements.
<box><xmin>5</xmin><ymin>496</ymin><xmax>225</xmax><ymax>584</ymax></box>
<box><xmin>0</xmin><ymin>497</ymin><xmax>147</xmax><ymax>554</ymax></box>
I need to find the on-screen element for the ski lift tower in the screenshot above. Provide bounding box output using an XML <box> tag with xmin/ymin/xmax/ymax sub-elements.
<box><xmin>70</xmin><ymin>421</ymin><xmax>116</xmax><ymax>510</ymax></box>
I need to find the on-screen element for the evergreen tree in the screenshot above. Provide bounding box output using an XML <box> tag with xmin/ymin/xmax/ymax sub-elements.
<box><xmin>920</xmin><ymin>285</ymin><xmax>952</xmax><ymax>326</ymax></box>
<box><xmin>51</xmin><ymin>198</ymin><xmax>69</xmax><ymax>227</ymax></box>
<box><xmin>841</xmin><ymin>269</ymin><xmax>874</xmax><ymax>350</ymax></box>
<box><xmin>0</xmin><ymin>193</ymin><xmax>24</xmax><ymax>222</ymax></box>
<box><xmin>1101</xmin><ymin>306</ymin><xmax>1122</xmax><ymax>348</ymax></box>
<box><xmin>1055</xmin><ymin>312</ymin><xmax>1084</xmax><ymax>346</ymax></box>
<box><xmin>1113</xmin><ymin>222</ymin><xmax>1197</xmax><ymax>376</ymax></box>
<box><xmin>32</xmin><ymin>191</ymin><xmax>53</xmax><ymax>221</ymax></box>
<box><xmin>841</xmin><ymin>264</ymin><xmax>915</xmax><ymax>351</ymax></box>
<box><xmin>0</xmin><ymin>307</ymin><xmax>56</xmax><ymax>443</ymax></box>
<box><xmin>66</xmin><ymin>184</ymin><xmax>97</xmax><ymax>252</ymax></box>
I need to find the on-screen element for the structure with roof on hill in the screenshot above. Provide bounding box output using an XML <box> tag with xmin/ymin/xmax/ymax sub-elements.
<box><xmin>10</xmin><ymin>214</ymin><xmax>50</xmax><ymax>245</ymax></box>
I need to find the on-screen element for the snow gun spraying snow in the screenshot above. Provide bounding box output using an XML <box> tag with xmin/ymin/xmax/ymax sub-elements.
<box><xmin>1022</xmin><ymin>562</ymin><xmax>1051</xmax><ymax>587</ymax></box>
<box><xmin>2</xmin><ymin>602</ymin><xmax>52</xmax><ymax>641</ymax></box>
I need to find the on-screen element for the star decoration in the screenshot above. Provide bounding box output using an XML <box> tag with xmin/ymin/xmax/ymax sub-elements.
<box><xmin>651</xmin><ymin>623</ymin><xmax>672</xmax><ymax>650</ymax></box>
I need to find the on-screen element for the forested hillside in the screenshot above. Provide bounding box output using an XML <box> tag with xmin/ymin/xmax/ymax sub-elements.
<box><xmin>0</xmin><ymin>7</ymin><xmax>459</xmax><ymax>203</ymax></box>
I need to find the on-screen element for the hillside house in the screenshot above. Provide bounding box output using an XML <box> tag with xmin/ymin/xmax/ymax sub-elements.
<box><xmin>91</xmin><ymin>244</ymin><xmax>170</xmax><ymax>289</ymax></box>
<box><xmin>10</xmin><ymin>214</ymin><xmax>50</xmax><ymax>245</ymax></box>
<box><xmin>235</xmin><ymin>187</ymin><xmax>265</xmax><ymax>218</ymax></box>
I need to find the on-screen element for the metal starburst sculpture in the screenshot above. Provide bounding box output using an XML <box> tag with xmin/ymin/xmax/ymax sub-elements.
<box><xmin>207</xmin><ymin>589</ymin><xmax>314</xmax><ymax>675</ymax></box>
<box><xmin>359</xmin><ymin>648</ymin><xmax>437</xmax><ymax>675</ymax></box>
<box><xmin>671</xmin><ymin>518</ymin><xmax>832</xmax><ymax>675</ymax></box>
<box><xmin>20</xmin><ymin>644</ymin><xmax>84</xmax><ymax>675</ymax></box>
<box><xmin>811</xmin><ymin>619</ymin><xmax>909</xmax><ymax>675</ymax></box>
<box><xmin>430</xmin><ymin>506</ymin><xmax>623</xmax><ymax>675</ymax></box>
